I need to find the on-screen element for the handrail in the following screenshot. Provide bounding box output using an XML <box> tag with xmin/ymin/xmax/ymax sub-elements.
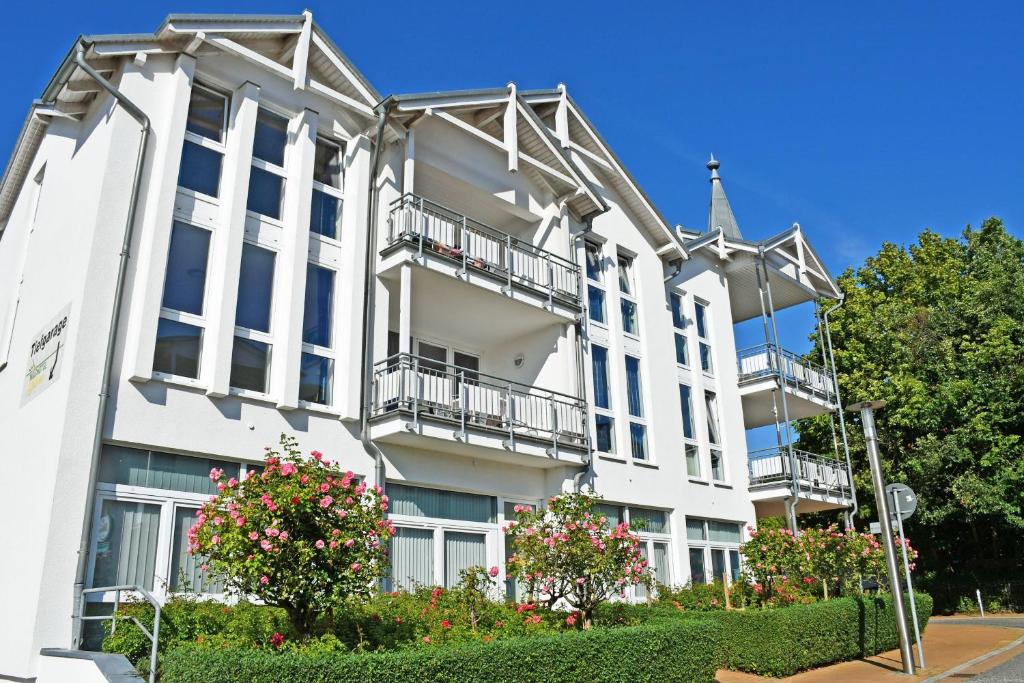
<box><xmin>385</xmin><ymin>193</ymin><xmax>581</xmax><ymax>305</ymax></box>
<box><xmin>747</xmin><ymin>446</ymin><xmax>852</xmax><ymax>500</ymax></box>
<box><xmin>736</xmin><ymin>342</ymin><xmax>836</xmax><ymax>400</ymax></box>
<box><xmin>78</xmin><ymin>584</ymin><xmax>161</xmax><ymax>683</ymax></box>
<box><xmin>371</xmin><ymin>353</ymin><xmax>588</xmax><ymax>452</ymax></box>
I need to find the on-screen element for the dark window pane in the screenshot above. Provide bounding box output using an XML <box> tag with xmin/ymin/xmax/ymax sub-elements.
<box><xmin>617</xmin><ymin>256</ymin><xmax>632</xmax><ymax>294</ymax></box>
<box><xmin>670</xmin><ymin>292</ymin><xmax>685</xmax><ymax>328</ymax></box>
<box><xmin>230</xmin><ymin>337</ymin><xmax>270</xmax><ymax>393</ymax></box>
<box><xmin>154</xmin><ymin>318</ymin><xmax>202</xmax><ymax>378</ymax></box>
<box><xmin>178</xmin><ymin>141</ymin><xmax>222</xmax><ymax>197</ymax></box>
<box><xmin>588</xmin><ymin>287</ymin><xmax>605</xmax><ymax>323</ymax></box>
<box><xmin>629</xmin><ymin>422</ymin><xmax>647</xmax><ymax>460</ymax></box>
<box><xmin>235</xmin><ymin>243</ymin><xmax>275</xmax><ymax>332</ymax></box>
<box><xmin>625</xmin><ymin>355</ymin><xmax>643</xmax><ymax>417</ymax></box>
<box><xmin>591</xmin><ymin>345</ymin><xmax>610</xmax><ymax>409</ymax></box>
<box><xmin>695</xmin><ymin>303</ymin><xmax>708</xmax><ymax>338</ymax></box>
<box><xmin>585</xmin><ymin>243</ymin><xmax>601</xmax><ymax>281</ymax></box>
<box><xmin>679</xmin><ymin>384</ymin><xmax>694</xmax><ymax>439</ymax></box>
<box><xmin>595</xmin><ymin>414</ymin><xmax>614</xmax><ymax>453</ymax></box>
<box><xmin>452</xmin><ymin>351</ymin><xmax>479</xmax><ymax>382</ymax></box>
<box><xmin>303</xmin><ymin>264</ymin><xmax>335</xmax><ymax>346</ymax></box>
<box><xmin>675</xmin><ymin>333</ymin><xmax>688</xmax><ymax>365</ymax></box>
<box><xmin>247</xmin><ymin>166</ymin><xmax>284</xmax><ymax>219</ymax></box>
<box><xmin>621</xmin><ymin>299</ymin><xmax>638</xmax><ymax>335</ymax></box>
<box><xmin>729</xmin><ymin>550</ymin><xmax>741</xmax><ymax>583</ymax></box>
<box><xmin>711</xmin><ymin>449</ymin><xmax>725</xmax><ymax>481</ymax></box>
<box><xmin>711</xmin><ymin>548</ymin><xmax>726</xmax><ymax>582</ymax></box>
<box><xmin>689</xmin><ymin>548</ymin><xmax>707</xmax><ymax>584</ymax></box>
<box><xmin>186</xmin><ymin>86</ymin><xmax>226</xmax><ymax>142</ymax></box>
<box><xmin>253</xmin><ymin>109</ymin><xmax>288</xmax><ymax>166</ymax></box>
<box><xmin>310</xmin><ymin>188</ymin><xmax>341</xmax><ymax>239</ymax></box>
<box><xmin>314</xmin><ymin>138</ymin><xmax>342</xmax><ymax>186</ymax></box>
<box><xmin>700</xmin><ymin>342</ymin><xmax>714</xmax><ymax>373</ymax></box>
<box><xmin>705</xmin><ymin>392</ymin><xmax>721</xmax><ymax>445</ymax></box>
<box><xmin>162</xmin><ymin>222</ymin><xmax>211</xmax><ymax>315</ymax></box>
<box><xmin>299</xmin><ymin>352</ymin><xmax>332</xmax><ymax>405</ymax></box>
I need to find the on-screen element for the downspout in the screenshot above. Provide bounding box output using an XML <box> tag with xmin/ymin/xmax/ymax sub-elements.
<box><xmin>572</xmin><ymin>211</ymin><xmax>601</xmax><ymax>492</ymax></box>
<box><xmin>71</xmin><ymin>42</ymin><xmax>151</xmax><ymax>648</ymax></box>
<box><xmin>823</xmin><ymin>297</ymin><xmax>857</xmax><ymax>527</ymax></box>
<box><xmin>360</xmin><ymin>101</ymin><xmax>394</xmax><ymax>490</ymax></box>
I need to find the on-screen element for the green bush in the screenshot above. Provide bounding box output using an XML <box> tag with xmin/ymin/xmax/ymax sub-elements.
<box><xmin>160</xmin><ymin>619</ymin><xmax>725</xmax><ymax>683</ymax></box>
<box><xmin>697</xmin><ymin>593</ymin><xmax>933</xmax><ymax>677</ymax></box>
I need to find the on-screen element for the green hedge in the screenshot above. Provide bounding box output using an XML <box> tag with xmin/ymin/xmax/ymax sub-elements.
<box><xmin>698</xmin><ymin>593</ymin><xmax>933</xmax><ymax>677</ymax></box>
<box><xmin>160</xmin><ymin>619</ymin><xmax>724</xmax><ymax>683</ymax></box>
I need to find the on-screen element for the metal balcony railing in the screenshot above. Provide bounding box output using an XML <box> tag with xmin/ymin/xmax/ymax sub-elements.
<box><xmin>736</xmin><ymin>343</ymin><xmax>836</xmax><ymax>403</ymax></box>
<box><xmin>748</xmin><ymin>447</ymin><xmax>852</xmax><ymax>500</ymax></box>
<box><xmin>371</xmin><ymin>353</ymin><xmax>588</xmax><ymax>452</ymax></box>
<box><xmin>386</xmin><ymin>194</ymin><xmax>581</xmax><ymax>308</ymax></box>
<box><xmin>77</xmin><ymin>585</ymin><xmax>161</xmax><ymax>683</ymax></box>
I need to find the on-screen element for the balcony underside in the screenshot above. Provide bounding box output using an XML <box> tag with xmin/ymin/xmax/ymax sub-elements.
<box><xmin>739</xmin><ymin>377</ymin><xmax>837</xmax><ymax>429</ymax></box>
<box><xmin>749</xmin><ymin>485</ymin><xmax>853</xmax><ymax>517</ymax></box>
<box><xmin>369</xmin><ymin>411</ymin><xmax>586</xmax><ymax>469</ymax></box>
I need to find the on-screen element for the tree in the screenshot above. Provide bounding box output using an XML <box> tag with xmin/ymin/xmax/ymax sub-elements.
<box><xmin>504</xmin><ymin>492</ymin><xmax>653</xmax><ymax>629</ymax></box>
<box><xmin>797</xmin><ymin>219</ymin><xmax>1024</xmax><ymax>601</ymax></box>
<box><xmin>189</xmin><ymin>435</ymin><xmax>395</xmax><ymax>637</ymax></box>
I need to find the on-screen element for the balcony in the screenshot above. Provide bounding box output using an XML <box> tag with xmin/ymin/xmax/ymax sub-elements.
<box><xmin>747</xmin><ymin>447</ymin><xmax>853</xmax><ymax>516</ymax></box>
<box><xmin>736</xmin><ymin>343</ymin><xmax>838</xmax><ymax>429</ymax></box>
<box><xmin>382</xmin><ymin>194</ymin><xmax>581</xmax><ymax>317</ymax></box>
<box><xmin>369</xmin><ymin>353</ymin><xmax>588</xmax><ymax>467</ymax></box>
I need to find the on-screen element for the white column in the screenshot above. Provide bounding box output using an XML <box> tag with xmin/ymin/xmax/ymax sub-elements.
<box><xmin>402</xmin><ymin>127</ymin><xmax>415</xmax><ymax>196</ymax></box>
<box><xmin>203</xmin><ymin>81</ymin><xmax>260</xmax><ymax>396</ymax></box>
<box><xmin>504</xmin><ymin>83</ymin><xmax>518</xmax><ymax>173</ymax></box>
<box><xmin>399</xmin><ymin>263</ymin><xmax>412</xmax><ymax>354</ymax></box>
<box><xmin>123</xmin><ymin>54</ymin><xmax>196</xmax><ymax>381</ymax></box>
<box><xmin>272</xmin><ymin>108</ymin><xmax>319</xmax><ymax>409</ymax></box>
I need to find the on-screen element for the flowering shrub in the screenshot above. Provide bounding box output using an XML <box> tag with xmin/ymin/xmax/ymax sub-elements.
<box><xmin>189</xmin><ymin>435</ymin><xmax>395</xmax><ymax>636</ymax></box>
<box><xmin>505</xmin><ymin>492</ymin><xmax>653</xmax><ymax>629</ymax></box>
<box><xmin>741</xmin><ymin>524</ymin><xmax>919</xmax><ymax>605</ymax></box>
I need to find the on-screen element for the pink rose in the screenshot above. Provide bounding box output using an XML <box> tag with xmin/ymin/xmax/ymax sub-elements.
<box><xmin>320</xmin><ymin>496</ymin><xmax>333</xmax><ymax>508</ymax></box>
<box><xmin>260</xmin><ymin>575</ymin><xmax>269</xmax><ymax>585</ymax></box>
<box><xmin>211</xmin><ymin>535</ymin><xmax>220</xmax><ymax>545</ymax></box>
<box><xmin>344</xmin><ymin>539</ymin><xmax>355</xmax><ymax>548</ymax></box>
<box><xmin>315</xmin><ymin>539</ymin><xmax>325</xmax><ymax>549</ymax></box>
<box><xmin>489</xmin><ymin>566</ymin><xmax>499</xmax><ymax>578</ymax></box>
<box><xmin>249</xmin><ymin>532</ymin><xmax>259</xmax><ymax>541</ymax></box>
<box><xmin>351</xmin><ymin>562</ymin><xmax>361</xmax><ymax>572</ymax></box>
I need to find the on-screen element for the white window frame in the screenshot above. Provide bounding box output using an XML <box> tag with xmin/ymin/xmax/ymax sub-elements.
<box><xmin>679</xmin><ymin>382</ymin><xmax>702</xmax><ymax>480</ymax></box>
<box><xmin>584</xmin><ymin>240</ymin><xmax>608</xmax><ymax>327</ymax></box>
<box><xmin>178</xmin><ymin>82</ymin><xmax>229</xmax><ymax>202</ymax></box>
<box><xmin>590</xmin><ymin>343</ymin><xmax>616</xmax><ymax>456</ymax></box>
<box><xmin>669</xmin><ymin>290</ymin><xmax>689</xmax><ymax>369</ymax></box>
<box><xmin>600</xmin><ymin>504</ymin><xmax>672</xmax><ymax>600</ymax></box>
<box><xmin>694</xmin><ymin>298</ymin><xmax>714</xmax><ymax>376</ymax></box>
<box><xmin>704</xmin><ymin>390</ymin><xmax>727</xmax><ymax>483</ymax></box>
<box><xmin>228</xmin><ymin>239</ymin><xmax>278</xmax><ymax>399</ymax></box>
<box><xmin>298</xmin><ymin>260</ymin><xmax>339</xmax><ymax>409</ymax></box>
<box><xmin>617</xmin><ymin>250</ymin><xmax>640</xmax><ymax>338</ymax></box>
<box><xmin>685</xmin><ymin>518</ymin><xmax>743</xmax><ymax>586</ymax></box>
<box><xmin>245</xmin><ymin>106</ymin><xmax>291</xmax><ymax>225</ymax></box>
<box><xmin>310</xmin><ymin>135</ymin><xmax>345</xmax><ymax>244</ymax></box>
<box><xmin>624</xmin><ymin>354</ymin><xmax>650</xmax><ymax>462</ymax></box>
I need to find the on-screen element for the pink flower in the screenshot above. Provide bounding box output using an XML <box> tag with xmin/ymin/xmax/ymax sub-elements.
<box><xmin>315</xmin><ymin>539</ymin><xmax>326</xmax><ymax>549</ymax></box>
<box><xmin>311</xmin><ymin>450</ymin><xmax>323</xmax><ymax>461</ymax></box>
<box><xmin>235</xmin><ymin>516</ymin><xmax>246</xmax><ymax>527</ymax></box>
<box><xmin>261</xmin><ymin>540</ymin><xmax>272</xmax><ymax>551</ymax></box>
<box><xmin>351</xmin><ymin>562</ymin><xmax>362</xmax><ymax>572</ymax></box>
<box><xmin>209</xmin><ymin>468</ymin><xmax>224</xmax><ymax>482</ymax></box>
<box><xmin>489</xmin><ymin>566</ymin><xmax>499</xmax><ymax>578</ymax></box>
<box><xmin>211</xmin><ymin>535</ymin><xmax>220</xmax><ymax>545</ymax></box>
<box><xmin>565</xmin><ymin>614</ymin><xmax>577</xmax><ymax>626</ymax></box>
<box><xmin>320</xmin><ymin>496</ymin><xmax>334</xmax><ymax>508</ymax></box>
<box><xmin>227</xmin><ymin>477</ymin><xmax>238</xmax><ymax>488</ymax></box>
<box><xmin>441</xmin><ymin>619</ymin><xmax>452</xmax><ymax>629</ymax></box>
<box><xmin>269</xmin><ymin>632</ymin><xmax>284</xmax><ymax>648</ymax></box>
<box><xmin>260</xmin><ymin>575</ymin><xmax>269</xmax><ymax>585</ymax></box>
<box><xmin>279</xmin><ymin>531</ymin><xmax>288</xmax><ymax>541</ymax></box>
<box><xmin>344</xmin><ymin>538</ymin><xmax>355</xmax><ymax>548</ymax></box>
<box><xmin>213</xmin><ymin>516</ymin><xmax>223</xmax><ymax>526</ymax></box>
<box><xmin>422</xmin><ymin>636</ymin><xmax>431</xmax><ymax>644</ymax></box>
<box><xmin>279</xmin><ymin>463</ymin><xmax>297</xmax><ymax>477</ymax></box>
<box><xmin>300</xmin><ymin>474</ymin><xmax>309</xmax><ymax>485</ymax></box>
<box><xmin>249</xmin><ymin>532</ymin><xmax>259</xmax><ymax>541</ymax></box>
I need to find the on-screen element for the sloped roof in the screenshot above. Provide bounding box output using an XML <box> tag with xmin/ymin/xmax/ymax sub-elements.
<box><xmin>706</xmin><ymin>156</ymin><xmax>742</xmax><ymax>239</ymax></box>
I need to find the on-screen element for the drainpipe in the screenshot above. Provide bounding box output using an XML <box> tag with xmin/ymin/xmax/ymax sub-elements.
<box><xmin>70</xmin><ymin>42</ymin><xmax>152</xmax><ymax>648</ymax></box>
<box><xmin>359</xmin><ymin>101</ymin><xmax>394</xmax><ymax>490</ymax></box>
<box><xmin>572</xmin><ymin>211</ymin><xmax>602</xmax><ymax>492</ymax></box>
<box><xmin>823</xmin><ymin>297</ymin><xmax>857</xmax><ymax>527</ymax></box>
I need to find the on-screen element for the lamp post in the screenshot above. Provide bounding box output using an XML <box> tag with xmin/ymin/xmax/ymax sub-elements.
<box><xmin>847</xmin><ymin>400</ymin><xmax>915</xmax><ymax>675</ymax></box>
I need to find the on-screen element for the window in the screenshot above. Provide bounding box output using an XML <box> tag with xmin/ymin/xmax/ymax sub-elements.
<box><xmin>625</xmin><ymin>355</ymin><xmax>647</xmax><ymax>461</ymax></box>
<box><xmin>588</xmin><ymin>286</ymin><xmax>606</xmax><ymax>324</ymax></box>
<box><xmin>620</xmin><ymin>299</ymin><xmax>638</xmax><ymax>335</ymax></box>
<box><xmin>705</xmin><ymin>391</ymin><xmax>725</xmax><ymax>482</ymax></box>
<box><xmin>617</xmin><ymin>255</ymin><xmax>633</xmax><ymax>295</ymax></box>
<box><xmin>503</xmin><ymin>502</ymin><xmax>532</xmax><ymax>600</ymax></box>
<box><xmin>247</xmin><ymin>108</ymin><xmax>289</xmax><ymax>220</ymax></box>
<box><xmin>585</xmin><ymin>241</ymin><xmax>602</xmax><ymax>281</ymax></box>
<box><xmin>592</xmin><ymin>344</ymin><xmax>615</xmax><ymax>454</ymax></box>
<box><xmin>595</xmin><ymin>414</ymin><xmax>615</xmax><ymax>453</ymax></box>
<box><xmin>679</xmin><ymin>384</ymin><xmax>695</xmax><ymax>439</ymax></box>
<box><xmin>624</xmin><ymin>505</ymin><xmax>672</xmax><ymax>599</ymax></box>
<box><xmin>618</xmin><ymin>252</ymin><xmax>639</xmax><ymax>336</ymax></box>
<box><xmin>299</xmin><ymin>264</ymin><xmax>335</xmax><ymax>405</ymax></box>
<box><xmin>155</xmin><ymin>221</ymin><xmax>211</xmax><ymax>379</ymax></box>
<box><xmin>629</xmin><ymin>423</ymin><xmax>648</xmax><ymax>461</ymax></box>
<box><xmin>230</xmin><ymin>243</ymin><xmax>276</xmax><ymax>393</ymax></box>
<box><xmin>680</xmin><ymin>383</ymin><xmax>701</xmax><ymax>478</ymax></box>
<box><xmin>686</xmin><ymin>518</ymin><xmax>743</xmax><ymax>585</ymax></box>
<box><xmin>670</xmin><ymin>292</ymin><xmax>688</xmax><ymax>366</ymax></box>
<box><xmin>695</xmin><ymin>300</ymin><xmax>713</xmax><ymax>374</ymax></box>
<box><xmin>178</xmin><ymin>84</ymin><xmax>227</xmax><ymax>197</ymax></box>
<box><xmin>585</xmin><ymin>242</ymin><xmax>607</xmax><ymax>325</ymax></box>
<box><xmin>311</xmin><ymin>137</ymin><xmax>344</xmax><ymax>240</ymax></box>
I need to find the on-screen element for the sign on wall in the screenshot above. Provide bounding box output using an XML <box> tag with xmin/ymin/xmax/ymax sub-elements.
<box><xmin>22</xmin><ymin>303</ymin><xmax>71</xmax><ymax>404</ymax></box>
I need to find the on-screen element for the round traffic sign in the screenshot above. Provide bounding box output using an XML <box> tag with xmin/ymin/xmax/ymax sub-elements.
<box><xmin>886</xmin><ymin>483</ymin><xmax>917</xmax><ymax>521</ymax></box>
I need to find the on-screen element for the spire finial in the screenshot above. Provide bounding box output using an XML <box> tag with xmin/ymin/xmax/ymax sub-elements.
<box><xmin>707</xmin><ymin>154</ymin><xmax>720</xmax><ymax>180</ymax></box>
<box><xmin>705</xmin><ymin>155</ymin><xmax>742</xmax><ymax>239</ymax></box>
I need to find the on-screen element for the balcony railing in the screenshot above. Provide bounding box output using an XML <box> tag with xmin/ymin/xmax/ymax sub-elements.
<box><xmin>748</xmin><ymin>447</ymin><xmax>852</xmax><ymax>500</ymax></box>
<box><xmin>737</xmin><ymin>343</ymin><xmax>836</xmax><ymax>403</ymax></box>
<box><xmin>370</xmin><ymin>353</ymin><xmax>588</xmax><ymax>452</ymax></box>
<box><xmin>386</xmin><ymin>194</ymin><xmax>581</xmax><ymax>308</ymax></box>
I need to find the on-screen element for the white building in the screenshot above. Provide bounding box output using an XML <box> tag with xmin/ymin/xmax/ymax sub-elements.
<box><xmin>0</xmin><ymin>13</ymin><xmax>854</xmax><ymax>680</ymax></box>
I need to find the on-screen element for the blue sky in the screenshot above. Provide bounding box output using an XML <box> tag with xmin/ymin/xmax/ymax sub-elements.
<box><xmin>4</xmin><ymin>2</ymin><xmax>1021</xmax><ymax>444</ymax></box>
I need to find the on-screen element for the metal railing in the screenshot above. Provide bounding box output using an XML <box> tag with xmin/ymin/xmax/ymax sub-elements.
<box><xmin>77</xmin><ymin>585</ymin><xmax>161</xmax><ymax>683</ymax></box>
<box><xmin>748</xmin><ymin>447</ymin><xmax>853</xmax><ymax>501</ymax></box>
<box><xmin>736</xmin><ymin>343</ymin><xmax>836</xmax><ymax>403</ymax></box>
<box><xmin>386</xmin><ymin>194</ymin><xmax>581</xmax><ymax>307</ymax></box>
<box><xmin>371</xmin><ymin>353</ymin><xmax>588</xmax><ymax>453</ymax></box>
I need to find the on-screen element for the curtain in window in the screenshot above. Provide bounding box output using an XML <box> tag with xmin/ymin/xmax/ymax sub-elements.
<box><xmin>389</xmin><ymin>527</ymin><xmax>434</xmax><ymax>591</ymax></box>
<box><xmin>704</xmin><ymin>391</ymin><xmax>721</xmax><ymax>445</ymax></box>
<box><xmin>594</xmin><ymin>503</ymin><xmax>624</xmax><ymax>526</ymax></box>
<box><xmin>444</xmin><ymin>531</ymin><xmax>486</xmax><ymax>588</ymax></box>
<box><xmin>653</xmin><ymin>542</ymin><xmax>670</xmax><ymax>586</ymax></box>
<box><xmin>625</xmin><ymin>356</ymin><xmax>643</xmax><ymax>417</ymax></box>
<box><xmin>170</xmin><ymin>507</ymin><xmax>223</xmax><ymax>594</ymax></box>
<box><xmin>91</xmin><ymin>500</ymin><xmax>161</xmax><ymax>591</ymax></box>
<box><xmin>388</xmin><ymin>484</ymin><xmax>496</xmax><ymax>523</ymax></box>
<box><xmin>98</xmin><ymin>446</ymin><xmax>240</xmax><ymax>496</ymax></box>
<box><xmin>729</xmin><ymin>550</ymin><xmax>741</xmax><ymax>583</ymax></box>
<box><xmin>708</xmin><ymin>521</ymin><xmax>742</xmax><ymax>543</ymax></box>
<box><xmin>629</xmin><ymin>507</ymin><xmax>667</xmax><ymax>534</ymax></box>
<box><xmin>636</xmin><ymin>544</ymin><xmax>650</xmax><ymax>599</ymax></box>
<box><xmin>711</xmin><ymin>548</ymin><xmax>726</xmax><ymax>582</ymax></box>
<box><xmin>679</xmin><ymin>384</ymin><xmax>694</xmax><ymax>439</ymax></box>
<box><xmin>686</xmin><ymin>518</ymin><xmax>706</xmax><ymax>541</ymax></box>
<box><xmin>688</xmin><ymin>548</ymin><xmax>707</xmax><ymax>584</ymax></box>
<box><xmin>592</xmin><ymin>346</ymin><xmax>610</xmax><ymax>409</ymax></box>
<box><xmin>629</xmin><ymin>423</ymin><xmax>647</xmax><ymax>460</ymax></box>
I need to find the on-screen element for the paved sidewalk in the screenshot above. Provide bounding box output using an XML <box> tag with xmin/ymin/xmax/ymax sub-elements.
<box><xmin>715</xmin><ymin>616</ymin><xmax>1024</xmax><ymax>683</ymax></box>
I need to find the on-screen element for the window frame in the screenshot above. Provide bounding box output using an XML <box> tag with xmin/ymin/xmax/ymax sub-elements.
<box><xmin>310</xmin><ymin>135</ymin><xmax>345</xmax><ymax>243</ymax></box>
<box><xmin>178</xmin><ymin>83</ymin><xmax>229</xmax><ymax>200</ymax></box>
<box><xmin>670</xmin><ymin>291</ymin><xmax>689</xmax><ymax>368</ymax></box>
<box><xmin>679</xmin><ymin>383</ymin><xmax>702</xmax><ymax>479</ymax></box>
<box><xmin>584</xmin><ymin>240</ymin><xmax>608</xmax><ymax>326</ymax></box>
<box><xmin>229</xmin><ymin>240</ymin><xmax>278</xmax><ymax>397</ymax></box>
<box><xmin>245</xmin><ymin>106</ymin><xmax>291</xmax><ymax>222</ymax></box>
<box><xmin>617</xmin><ymin>251</ymin><xmax>639</xmax><ymax>337</ymax></box>
<box><xmin>694</xmin><ymin>299</ymin><xmax>714</xmax><ymax>376</ymax></box>
<box><xmin>624</xmin><ymin>354</ymin><xmax>649</xmax><ymax>461</ymax></box>
<box><xmin>684</xmin><ymin>517</ymin><xmax>744</xmax><ymax>585</ymax></box>
<box><xmin>602</xmin><ymin>504</ymin><xmax>672</xmax><ymax>600</ymax></box>
<box><xmin>704</xmin><ymin>390</ymin><xmax>727</xmax><ymax>483</ymax></box>
<box><xmin>590</xmin><ymin>344</ymin><xmax>616</xmax><ymax>455</ymax></box>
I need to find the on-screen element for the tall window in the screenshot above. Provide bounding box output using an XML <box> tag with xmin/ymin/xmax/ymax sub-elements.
<box><xmin>178</xmin><ymin>84</ymin><xmax>227</xmax><ymax>198</ymax></box>
<box><xmin>686</xmin><ymin>517</ymin><xmax>742</xmax><ymax>585</ymax></box>
<box><xmin>229</xmin><ymin>243</ymin><xmax>276</xmax><ymax>393</ymax></box>
<box><xmin>680</xmin><ymin>384</ymin><xmax>701</xmax><ymax>478</ymax></box>
<box><xmin>695</xmin><ymin>300</ymin><xmax>713</xmax><ymax>374</ymax></box>
<box><xmin>670</xmin><ymin>291</ymin><xmax>688</xmax><ymax>366</ymax></box>
<box><xmin>625</xmin><ymin>355</ymin><xmax>647</xmax><ymax>460</ymax></box>
<box><xmin>591</xmin><ymin>345</ymin><xmax>614</xmax><ymax>454</ymax></box>
<box><xmin>585</xmin><ymin>241</ymin><xmax>606</xmax><ymax>325</ymax></box>
<box><xmin>247</xmin><ymin>108</ymin><xmax>289</xmax><ymax>220</ymax></box>
<box><xmin>618</xmin><ymin>253</ymin><xmax>638</xmax><ymax>336</ymax></box>
<box><xmin>299</xmin><ymin>264</ymin><xmax>335</xmax><ymax>405</ymax></box>
<box><xmin>705</xmin><ymin>391</ymin><xmax>725</xmax><ymax>482</ymax></box>
<box><xmin>600</xmin><ymin>504</ymin><xmax>671</xmax><ymax>599</ymax></box>
<box><xmin>154</xmin><ymin>221</ymin><xmax>211</xmax><ymax>379</ymax></box>
<box><xmin>311</xmin><ymin>137</ymin><xmax>344</xmax><ymax>239</ymax></box>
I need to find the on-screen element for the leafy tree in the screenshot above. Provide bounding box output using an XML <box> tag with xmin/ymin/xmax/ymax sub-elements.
<box><xmin>505</xmin><ymin>492</ymin><xmax>653</xmax><ymax>629</ymax></box>
<box><xmin>189</xmin><ymin>435</ymin><xmax>395</xmax><ymax>637</ymax></box>
<box><xmin>797</xmin><ymin>218</ymin><xmax>1024</xmax><ymax>600</ymax></box>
